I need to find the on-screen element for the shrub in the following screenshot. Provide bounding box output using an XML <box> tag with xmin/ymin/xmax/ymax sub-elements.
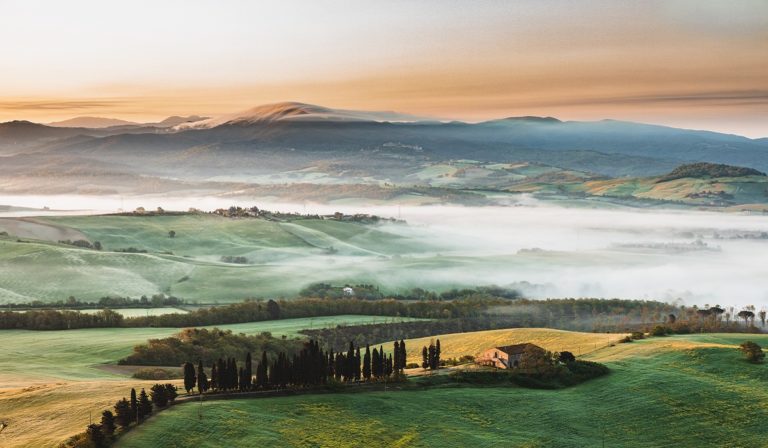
<box><xmin>132</xmin><ymin>367</ymin><xmax>181</xmax><ymax>380</ymax></box>
<box><xmin>630</xmin><ymin>331</ymin><xmax>645</xmax><ymax>340</ymax></box>
<box><xmin>650</xmin><ymin>325</ymin><xmax>670</xmax><ymax>337</ymax></box>
<box><xmin>619</xmin><ymin>336</ymin><xmax>633</xmax><ymax>343</ymax></box>
<box><xmin>405</xmin><ymin>362</ymin><xmax>420</xmax><ymax>369</ymax></box>
<box><xmin>739</xmin><ymin>341</ymin><xmax>765</xmax><ymax>364</ymax></box>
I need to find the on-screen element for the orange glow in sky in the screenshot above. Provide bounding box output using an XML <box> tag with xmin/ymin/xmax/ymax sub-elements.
<box><xmin>0</xmin><ymin>0</ymin><xmax>766</xmax><ymax>137</ymax></box>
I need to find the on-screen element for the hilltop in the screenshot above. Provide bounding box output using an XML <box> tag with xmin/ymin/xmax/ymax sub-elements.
<box><xmin>657</xmin><ymin>162</ymin><xmax>765</xmax><ymax>182</ymax></box>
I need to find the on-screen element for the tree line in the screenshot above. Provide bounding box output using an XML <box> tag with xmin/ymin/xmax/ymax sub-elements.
<box><xmin>300</xmin><ymin>298</ymin><xmax>683</xmax><ymax>352</ymax></box>
<box><xmin>636</xmin><ymin>305</ymin><xmax>767</xmax><ymax>336</ymax></box>
<box><xmin>118</xmin><ymin>328</ymin><xmax>303</xmax><ymax>367</ymax></box>
<box><xmin>1</xmin><ymin>295</ymin><xmax>678</xmax><ymax>331</ymax></box>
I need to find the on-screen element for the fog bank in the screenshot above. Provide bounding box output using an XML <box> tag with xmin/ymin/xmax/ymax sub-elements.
<box><xmin>2</xmin><ymin>194</ymin><xmax>767</xmax><ymax>308</ymax></box>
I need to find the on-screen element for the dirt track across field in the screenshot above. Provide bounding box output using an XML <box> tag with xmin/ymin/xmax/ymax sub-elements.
<box><xmin>0</xmin><ymin>217</ymin><xmax>88</xmax><ymax>242</ymax></box>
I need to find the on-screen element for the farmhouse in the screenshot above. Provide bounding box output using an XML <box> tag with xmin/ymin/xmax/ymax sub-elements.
<box><xmin>476</xmin><ymin>343</ymin><xmax>542</xmax><ymax>369</ymax></box>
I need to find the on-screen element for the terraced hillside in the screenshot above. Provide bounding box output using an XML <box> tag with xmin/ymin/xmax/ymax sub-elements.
<box><xmin>115</xmin><ymin>332</ymin><xmax>768</xmax><ymax>448</ymax></box>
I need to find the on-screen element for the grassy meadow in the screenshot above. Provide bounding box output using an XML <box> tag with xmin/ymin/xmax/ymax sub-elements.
<box><xmin>0</xmin><ymin>214</ymin><xmax>429</xmax><ymax>303</ymax></box>
<box><xmin>115</xmin><ymin>332</ymin><xmax>768</xmax><ymax>448</ymax></box>
<box><xmin>0</xmin><ymin>315</ymin><xmax>417</xmax><ymax>448</ymax></box>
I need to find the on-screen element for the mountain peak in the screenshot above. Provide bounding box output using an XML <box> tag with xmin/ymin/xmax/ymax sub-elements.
<box><xmin>502</xmin><ymin>116</ymin><xmax>562</xmax><ymax>124</ymax></box>
<box><xmin>48</xmin><ymin>116</ymin><xmax>138</xmax><ymax>128</ymax></box>
<box><xmin>174</xmin><ymin>102</ymin><xmax>430</xmax><ymax>130</ymax></box>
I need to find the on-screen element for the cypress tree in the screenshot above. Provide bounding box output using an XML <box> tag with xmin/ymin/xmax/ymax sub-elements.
<box><xmin>114</xmin><ymin>398</ymin><xmax>132</xmax><ymax>429</ymax></box>
<box><xmin>216</xmin><ymin>358</ymin><xmax>226</xmax><ymax>390</ymax></box>
<box><xmin>100</xmin><ymin>410</ymin><xmax>116</xmax><ymax>438</ymax></box>
<box><xmin>183</xmin><ymin>361</ymin><xmax>196</xmax><ymax>393</ymax></box>
<box><xmin>393</xmin><ymin>341</ymin><xmax>400</xmax><ymax>372</ymax></box>
<box><xmin>363</xmin><ymin>345</ymin><xmax>371</xmax><ymax>380</ymax></box>
<box><xmin>150</xmin><ymin>383</ymin><xmax>168</xmax><ymax>408</ymax></box>
<box><xmin>327</xmin><ymin>348</ymin><xmax>335</xmax><ymax>380</ymax></box>
<box><xmin>346</xmin><ymin>341</ymin><xmax>355</xmax><ymax>381</ymax></box>
<box><xmin>130</xmin><ymin>388</ymin><xmax>138</xmax><ymax>423</ymax></box>
<box><xmin>231</xmin><ymin>358</ymin><xmax>239</xmax><ymax>390</ymax></box>
<box><xmin>165</xmin><ymin>383</ymin><xmax>178</xmax><ymax>402</ymax></box>
<box><xmin>257</xmin><ymin>351</ymin><xmax>268</xmax><ymax>388</ymax></box>
<box><xmin>334</xmin><ymin>352</ymin><xmax>344</xmax><ymax>381</ymax></box>
<box><xmin>372</xmin><ymin>348</ymin><xmax>380</xmax><ymax>378</ymax></box>
<box><xmin>198</xmin><ymin>361</ymin><xmax>208</xmax><ymax>393</ymax></box>
<box><xmin>435</xmin><ymin>339</ymin><xmax>441</xmax><ymax>369</ymax></box>
<box><xmin>198</xmin><ymin>370</ymin><xmax>208</xmax><ymax>393</ymax></box>
<box><xmin>245</xmin><ymin>352</ymin><xmax>253</xmax><ymax>390</ymax></box>
<box><xmin>428</xmin><ymin>341</ymin><xmax>437</xmax><ymax>370</ymax></box>
<box><xmin>422</xmin><ymin>346</ymin><xmax>429</xmax><ymax>370</ymax></box>
<box><xmin>210</xmin><ymin>363</ymin><xmax>218</xmax><ymax>390</ymax></box>
<box><xmin>86</xmin><ymin>423</ymin><xmax>106</xmax><ymax>448</ymax></box>
<box><xmin>138</xmin><ymin>388</ymin><xmax>152</xmax><ymax>419</ymax></box>
<box><xmin>386</xmin><ymin>354</ymin><xmax>393</xmax><ymax>377</ymax></box>
<box><xmin>379</xmin><ymin>345</ymin><xmax>385</xmax><ymax>377</ymax></box>
<box><xmin>399</xmin><ymin>339</ymin><xmax>407</xmax><ymax>371</ymax></box>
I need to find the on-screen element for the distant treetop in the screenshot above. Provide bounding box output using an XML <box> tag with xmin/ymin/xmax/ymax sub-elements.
<box><xmin>658</xmin><ymin>162</ymin><xmax>765</xmax><ymax>182</ymax></box>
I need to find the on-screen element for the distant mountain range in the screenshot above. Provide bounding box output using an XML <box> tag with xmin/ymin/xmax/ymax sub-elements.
<box><xmin>1</xmin><ymin>102</ymin><xmax>767</xmax><ymax>201</ymax></box>
<box><xmin>46</xmin><ymin>115</ymin><xmax>208</xmax><ymax>129</ymax></box>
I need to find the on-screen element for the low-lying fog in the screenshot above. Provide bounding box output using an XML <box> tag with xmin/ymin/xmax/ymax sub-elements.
<box><xmin>2</xmin><ymin>194</ymin><xmax>767</xmax><ymax>308</ymax></box>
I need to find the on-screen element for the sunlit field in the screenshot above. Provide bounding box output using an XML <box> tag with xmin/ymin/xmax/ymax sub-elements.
<box><xmin>0</xmin><ymin>315</ymin><xmax>419</xmax><ymax>448</ymax></box>
<box><xmin>116</xmin><ymin>333</ymin><xmax>768</xmax><ymax>448</ymax></box>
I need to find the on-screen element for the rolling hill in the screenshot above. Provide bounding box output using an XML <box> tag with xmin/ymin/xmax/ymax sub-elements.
<box><xmin>0</xmin><ymin>315</ymin><xmax>417</xmax><ymax>448</ymax></box>
<box><xmin>0</xmin><ymin>214</ymin><xmax>435</xmax><ymax>303</ymax></box>
<box><xmin>114</xmin><ymin>331</ymin><xmax>768</xmax><ymax>448</ymax></box>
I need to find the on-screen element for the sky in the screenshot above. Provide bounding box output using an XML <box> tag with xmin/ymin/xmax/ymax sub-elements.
<box><xmin>0</xmin><ymin>0</ymin><xmax>766</xmax><ymax>137</ymax></box>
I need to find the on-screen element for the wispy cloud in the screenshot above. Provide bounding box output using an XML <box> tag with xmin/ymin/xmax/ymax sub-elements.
<box><xmin>565</xmin><ymin>90</ymin><xmax>768</xmax><ymax>107</ymax></box>
<box><xmin>0</xmin><ymin>99</ymin><xmax>136</xmax><ymax>111</ymax></box>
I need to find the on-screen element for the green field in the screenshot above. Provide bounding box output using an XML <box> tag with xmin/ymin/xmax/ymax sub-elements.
<box><xmin>0</xmin><ymin>315</ymin><xmax>415</xmax><ymax>384</ymax></box>
<box><xmin>0</xmin><ymin>315</ymin><xmax>419</xmax><ymax>448</ymax></box>
<box><xmin>116</xmin><ymin>332</ymin><xmax>768</xmax><ymax>448</ymax></box>
<box><xmin>0</xmin><ymin>214</ymin><xmax>431</xmax><ymax>303</ymax></box>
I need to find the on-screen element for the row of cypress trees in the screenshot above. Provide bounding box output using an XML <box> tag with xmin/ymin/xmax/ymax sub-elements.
<box><xmin>77</xmin><ymin>338</ymin><xmax>427</xmax><ymax>447</ymax></box>
<box><xmin>78</xmin><ymin>384</ymin><xmax>178</xmax><ymax>447</ymax></box>
<box><xmin>183</xmin><ymin>339</ymin><xmax>410</xmax><ymax>394</ymax></box>
<box><xmin>422</xmin><ymin>339</ymin><xmax>442</xmax><ymax>370</ymax></box>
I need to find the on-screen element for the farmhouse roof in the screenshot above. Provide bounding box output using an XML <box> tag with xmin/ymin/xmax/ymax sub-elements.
<box><xmin>494</xmin><ymin>343</ymin><xmax>541</xmax><ymax>355</ymax></box>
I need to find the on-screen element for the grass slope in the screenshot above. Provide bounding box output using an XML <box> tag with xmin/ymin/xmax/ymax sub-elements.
<box><xmin>0</xmin><ymin>315</ymin><xmax>417</xmax><ymax>448</ymax></box>
<box><xmin>392</xmin><ymin>328</ymin><xmax>626</xmax><ymax>362</ymax></box>
<box><xmin>0</xmin><ymin>215</ymin><xmax>427</xmax><ymax>303</ymax></box>
<box><xmin>116</xmin><ymin>333</ymin><xmax>768</xmax><ymax>448</ymax></box>
<box><xmin>0</xmin><ymin>315</ymin><xmax>414</xmax><ymax>385</ymax></box>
